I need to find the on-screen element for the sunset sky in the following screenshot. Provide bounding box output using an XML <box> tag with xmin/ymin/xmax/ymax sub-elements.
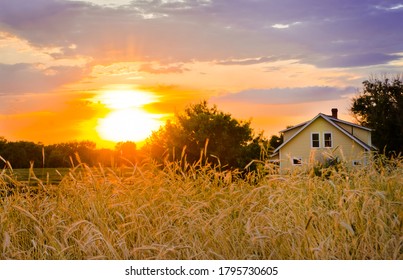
<box><xmin>1</xmin><ymin>0</ymin><xmax>403</xmax><ymax>148</ymax></box>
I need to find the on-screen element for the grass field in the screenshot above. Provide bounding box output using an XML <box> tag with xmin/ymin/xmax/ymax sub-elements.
<box><xmin>11</xmin><ymin>168</ymin><xmax>70</xmax><ymax>184</ymax></box>
<box><xmin>0</xmin><ymin>156</ymin><xmax>402</xmax><ymax>260</ymax></box>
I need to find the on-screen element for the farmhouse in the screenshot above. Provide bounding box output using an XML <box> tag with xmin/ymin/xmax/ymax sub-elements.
<box><xmin>271</xmin><ymin>109</ymin><xmax>377</xmax><ymax>172</ymax></box>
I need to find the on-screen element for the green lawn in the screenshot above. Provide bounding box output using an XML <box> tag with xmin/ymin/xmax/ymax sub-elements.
<box><xmin>10</xmin><ymin>168</ymin><xmax>71</xmax><ymax>184</ymax></box>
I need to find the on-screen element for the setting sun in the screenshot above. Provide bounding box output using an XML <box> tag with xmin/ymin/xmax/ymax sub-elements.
<box><xmin>97</xmin><ymin>109</ymin><xmax>161</xmax><ymax>142</ymax></box>
<box><xmin>94</xmin><ymin>89</ymin><xmax>163</xmax><ymax>143</ymax></box>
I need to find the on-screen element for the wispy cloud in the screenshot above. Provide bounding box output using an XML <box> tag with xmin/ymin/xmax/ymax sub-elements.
<box><xmin>272</xmin><ymin>22</ymin><xmax>301</xmax><ymax>29</ymax></box>
<box><xmin>216</xmin><ymin>56</ymin><xmax>288</xmax><ymax>66</ymax></box>
<box><xmin>139</xmin><ymin>63</ymin><xmax>189</xmax><ymax>74</ymax></box>
<box><xmin>212</xmin><ymin>86</ymin><xmax>356</xmax><ymax>105</ymax></box>
<box><xmin>375</xmin><ymin>3</ymin><xmax>403</xmax><ymax>11</ymax></box>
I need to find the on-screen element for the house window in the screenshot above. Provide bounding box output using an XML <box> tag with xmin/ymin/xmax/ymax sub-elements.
<box><xmin>292</xmin><ymin>157</ymin><xmax>302</xmax><ymax>165</ymax></box>
<box><xmin>324</xmin><ymin>132</ymin><xmax>332</xmax><ymax>148</ymax></box>
<box><xmin>352</xmin><ymin>160</ymin><xmax>361</xmax><ymax>166</ymax></box>
<box><xmin>311</xmin><ymin>133</ymin><xmax>320</xmax><ymax>148</ymax></box>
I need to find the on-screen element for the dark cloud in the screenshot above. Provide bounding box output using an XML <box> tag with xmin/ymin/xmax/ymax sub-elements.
<box><xmin>212</xmin><ymin>86</ymin><xmax>356</xmax><ymax>105</ymax></box>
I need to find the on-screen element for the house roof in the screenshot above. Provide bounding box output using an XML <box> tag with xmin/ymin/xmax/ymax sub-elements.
<box><xmin>279</xmin><ymin>114</ymin><xmax>372</xmax><ymax>133</ymax></box>
<box><xmin>326</xmin><ymin>115</ymin><xmax>372</xmax><ymax>132</ymax></box>
<box><xmin>279</xmin><ymin>122</ymin><xmax>307</xmax><ymax>133</ymax></box>
<box><xmin>273</xmin><ymin>113</ymin><xmax>376</xmax><ymax>153</ymax></box>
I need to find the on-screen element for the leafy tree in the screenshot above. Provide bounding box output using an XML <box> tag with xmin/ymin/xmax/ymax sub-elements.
<box><xmin>144</xmin><ymin>101</ymin><xmax>266</xmax><ymax>169</ymax></box>
<box><xmin>0</xmin><ymin>138</ymin><xmax>104</xmax><ymax>168</ymax></box>
<box><xmin>46</xmin><ymin>148</ymin><xmax>67</xmax><ymax>167</ymax></box>
<box><xmin>0</xmin><ymin>141</ymin><xmax>42</xmax><ymax>168</ymax></box>
<box><xmin>269</xmin><ymin>134</ymin><xmax>283</xmax><ymax>151</ymax></box>
<box><xmin>0</xmin><ymin>137</ymin><xmax>6</xmax><ymax>148</ymax></box>
<box><xmin>95</xmin><ymin>149</ymin><xmax>115</xmax><ymax>167</ymax></box>
<box><xmin>115</xmin><ymin>141</ymin><xmax>137</xmax><ymax>165</ymax></box>
<box><xmin>351</xmin><ymin>75</ymin><xmax>403</xmax><ymax>155</ymax></box>
<box><xmin>76</xmin><ymin>141</ymin><xmax>97</xmax><ymax>165</ymax></box>
<box><xmin>44</xmin><ymin>141</ymin><xmax>97</xmax><ymax>167</ymax></box>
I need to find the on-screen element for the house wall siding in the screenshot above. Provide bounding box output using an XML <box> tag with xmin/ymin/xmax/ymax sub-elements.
<box><xmin>334</xmin><ymin>121</ymin><xmax>372</xmax><ymax>146</ymax></box>
<box><xmin>283</xmin><ymin>126</ymin><xmax>302</xmax><ymax>142</ymax></box>
<box><xmin>279</xmin><ymin>117</ymin><xmax>368</xmax><ymax>172</ymax></box>
<box><xmin>352</xmin><ymin>127</ymin><xmax>372</xmax><ymax>147</ymax></box>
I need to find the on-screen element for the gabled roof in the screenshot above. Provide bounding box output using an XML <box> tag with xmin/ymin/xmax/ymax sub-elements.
<box><xmin>279</xmin><ymin>121</ymin><xmax>308</xmax><ymax>133</ymax></box>
<box><xmin>274</xmin><ymin>113</ymin><xmax>376</xmax><ymax>153</ymax></box>
<box><xmin>327</xmin><ymin>115</ymin><xmax>372</xmax><ymax>132</ymax></box>
<box><xmin>280</xmin><ymin>114</ymin><xmax>372</xmax><ymax>133</ymax></box>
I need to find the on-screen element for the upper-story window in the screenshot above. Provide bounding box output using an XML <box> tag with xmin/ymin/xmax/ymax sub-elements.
<box><xmin>311</xmin><ymin>133</ymin><xmax>320</xmax><ymax>148</ymax></box>
<box><xmin>324</xmin><ymin>132</ymin><xmax>332</xmax><ymax>148</ymax></box>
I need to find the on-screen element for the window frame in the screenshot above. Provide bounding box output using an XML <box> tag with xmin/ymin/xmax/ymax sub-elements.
<box><xmin>352</xmin><ymin>160</ymin><xmax>361</xmax><ymax>166</ymax></box>
<box><xmin>292</xmin><ymin>157</ymin><xmax>302</xmax><ymax>166</ymax></box>
<box><xmin>311</xmin><ymin>132</ymin><xmax>320</xmax><ymax>148</ymax></box>
<box><xmin>323</xmin><ymin>132</ymin><xmax>333</xmax><ymax>148</ymax></box>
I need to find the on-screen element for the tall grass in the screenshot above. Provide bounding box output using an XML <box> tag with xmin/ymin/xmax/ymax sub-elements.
<box><xmin>0</xmin><ymin>156</ymin><xmax>402</xmax><ymax>259</ymax></box>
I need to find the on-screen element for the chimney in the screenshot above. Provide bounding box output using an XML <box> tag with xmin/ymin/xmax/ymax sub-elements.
<box><xmin>331</xmin><ymin>108</ymin><xmax>338</xmax><ymax>119</ymax></box>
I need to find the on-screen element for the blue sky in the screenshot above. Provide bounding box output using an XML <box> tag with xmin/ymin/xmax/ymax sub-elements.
<box><xmin>0</xmin><ymin>0</ymin><xmax>402</xmax><ymax>145</ymax></box>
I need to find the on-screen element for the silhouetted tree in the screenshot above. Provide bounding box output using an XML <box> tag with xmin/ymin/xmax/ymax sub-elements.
<box><xmin>115</xmin><ymin>141</ymin><xmax>137</xmax><ymax>166</ymax></box>
<box><xmin>351</xmin><ymin>75</ymin><xmax>403</xmax><ymax>155</ymax></box>
<box><xmin>0</xmin><ymin>138</ymin><xmax>107</xmax><ymax>168</ymax></box>
<box><xmin>269</xmin><ymin>134</ymin><xmax>283</xmax><ymax>151</ymax></box>
<box><xmin>0</xmin><ymin>141</ymin><xmax>42</xmax><ymax>168</ymax></box>
<box><xmin>144</xmin><ymin>101</ymin><xmax>266</xmax><ymax>169</ymax></box>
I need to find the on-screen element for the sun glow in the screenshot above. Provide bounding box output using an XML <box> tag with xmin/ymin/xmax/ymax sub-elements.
<box><xmin>95</xmin><ymin>89</ymin><xmax>163</xmax><ymax>143</ymax></box>
<box><xmin>97</xmin><ymin>90</ymin><xmax>154</xmax><ymax>109</ymax></box>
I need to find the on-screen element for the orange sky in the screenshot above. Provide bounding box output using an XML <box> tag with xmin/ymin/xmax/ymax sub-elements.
<box><xmin>1</xmin><ymin>1</ymin><xmax>402</xmax><ymax>148</ymax></box>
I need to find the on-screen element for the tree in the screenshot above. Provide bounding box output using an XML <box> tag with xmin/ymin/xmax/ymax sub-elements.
<box><xmin>0</xmin><ymin>141</ymin><xmax>43</xmax><ymax>168</ymax></box>
<box><xmin>144</xmin><ymin>101</ymin><xmax>266</xmax><ymax>169</ymax></box>
<box><xmin>351</xmin><ymin>75</ymin><xmax>403</xmax><ymax>155</ymax></box>
<box><xmin>44</xmin><ymin>141</ymin><xmax>97</xmax><ymax>167</ymax></box>
<box><xmin>268</xmin><ymin>134</ymin><xmax>283</xmax><ymax>151</ymax></box>
<box><xmin>115</xmin><ymin>141</ymin><xmax>137</xmax><ymax>166</ymax></box>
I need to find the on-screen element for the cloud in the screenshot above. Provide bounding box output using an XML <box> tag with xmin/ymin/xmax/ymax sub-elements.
<box><xmin>66</xmin><ymin>0</ymin><xmax>133</xmax><ymax>7</ymax></box>
<box><xmin>212</xmin><ymin>86</ymin><xmax>356</xmax><ymax>105</ymax></box>
<box><xmin>311</xmin><ymin>53</ymin><xmax>403</xmax><ymax>68</ymax></box>
<box><xmin>272</xmin><ymin>22</ymin><xmax>301</xmax><ymax>29</ymax></box>
<box><xmin>0</xmin><ymin>63</ymin><xmax>87</xmax><ymax>94</ymax></box>
<box><xmin>138</xmin><ymin>63</ymin><xmax>189</xmax><ymax>74</ymax></box>
<box><xmin>272</xmin><ymin>24</ymin><xmax>290</xmax><ymax>29</ymax></box>
<box><xmin>1</xmin><ymin>0</ymin><xmax>403</xmax><ymax>77</ymax></box>
<box><xmin>0</xmin><ymin>0</ymin><xmax>401</xmax><ymax>70</ymax></box>
<box><xmin>216</xmin><ymin>56</ymin><xmax>288</xmax><ymax>66</ymax></box>
<box><xmin>375</xmin><ymin>3</ymin><xmax>403</xmax><ymax>11</ymax></box>
<box><xmin>0</xmin><ymin>31</ymin><xmax>91</xmax><ymax>67</ymax></box>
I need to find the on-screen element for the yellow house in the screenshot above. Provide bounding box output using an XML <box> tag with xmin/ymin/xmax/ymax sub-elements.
<box><xmin>272</xmin><ymin>109</ymin><xmax>377</xmax><ymax>172</ymax></box>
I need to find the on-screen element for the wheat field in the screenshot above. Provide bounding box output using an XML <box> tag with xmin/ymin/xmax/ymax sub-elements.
<box><xmin>0</xmin><ymin>156</ymin><xmax>402</xmax><ymax>260</ymax></box>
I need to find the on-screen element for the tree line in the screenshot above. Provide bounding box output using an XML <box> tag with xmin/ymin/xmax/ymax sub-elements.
<box><xmin>0</xmin><ymin>138</ymin><xmax>139</xmax><ymax>169</ymax></box>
